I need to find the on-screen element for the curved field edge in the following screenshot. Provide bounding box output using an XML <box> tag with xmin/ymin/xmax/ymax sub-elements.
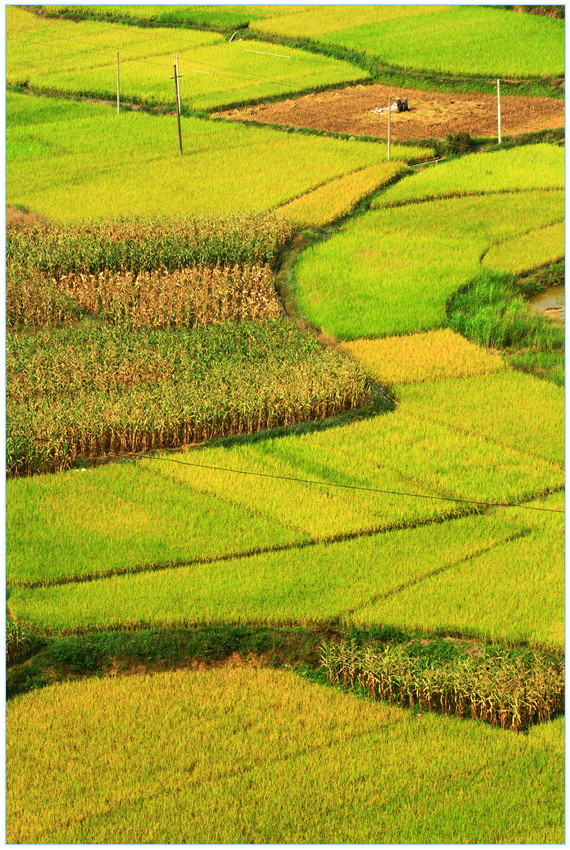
<box><xmin>293</xmin><ymin>189</ymin><xmax>563</xmax><ymax>340</ymax></box>
<box><xmin>7</xmin><ymin>667</ymin><xmax>564</xmax><ymax>844</ymax></box>
<box><xmin>33</xmin><ymin>4</ymin><xmax>565</xmax><ymax>98</ymax></box>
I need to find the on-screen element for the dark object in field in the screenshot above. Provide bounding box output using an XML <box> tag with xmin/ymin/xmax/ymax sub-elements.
<box><xmin>372</xmin><ymin>97</ymin><xmax>410</xmax><ymax>115</ymax></box>
<box><xmin>446</xmin><ymin>131</ymin><xmax>475</xmax><ymax>154</ymax></box>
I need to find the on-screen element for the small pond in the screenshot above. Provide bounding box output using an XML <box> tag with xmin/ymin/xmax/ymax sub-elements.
<box><xmin>529</xmin><ymin>285</ymin><xmax>564</xmax><ymax>321</ymax></box>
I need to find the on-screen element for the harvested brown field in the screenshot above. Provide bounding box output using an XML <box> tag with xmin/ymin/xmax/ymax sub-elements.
<box><xmin>219</xmin><ymin>84</ymin><xmax>565</xmax><ymax>141</ymax></box>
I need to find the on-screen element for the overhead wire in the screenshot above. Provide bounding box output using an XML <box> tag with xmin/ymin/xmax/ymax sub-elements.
<box><xmin>131</xmin><ymin>455</ymin><xmax>563</xmax><ymax>514</ymax></box>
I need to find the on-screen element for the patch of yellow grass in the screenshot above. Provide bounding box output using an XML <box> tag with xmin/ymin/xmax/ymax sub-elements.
<box><xmin>278</xmin><ymin>162</ymin><xmax>406</xmax><ymax>228</ymax></box>
<box><xmin>342</xmin><ymin>328</ymin><xmax>506</xmax><ymax>384</ymax></box>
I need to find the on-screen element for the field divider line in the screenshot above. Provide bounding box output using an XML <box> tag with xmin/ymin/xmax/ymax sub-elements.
<box><xmin>136</xmin><ymin>461</ymin><xmax>310</xmax><ymax>538</ymax></box>
<box><xmin>376</xmin><ymin>186</ymin><xmax>563</xmax><ymax>212</ymax></box>
<box><xmin>403</xmin><ymin>406</ymin><xmax>564</xmax><ymax>470</ymax></box>
<box><xmin>478</xmin><ymin>216</ymin><xmax>565</xmax><ymax>266</ymax></box>
<box><xmin>342</xmin><ymin>527</ymin><xmax>533</xmax><ymax>618</ymax></box>
<box><xmin>11</xmin><ymin>509</ymin><xmax>480</xmax><ymax>591</ymax></box>
<box><xmin>36</xmin><ymin>725</ymin><xmax>383</xmax><ymax>843</ymax></box>
<box><xmin>12</xmin><ymin>481</ymin><xmax>562</xmax><ymax>592</ymax></box>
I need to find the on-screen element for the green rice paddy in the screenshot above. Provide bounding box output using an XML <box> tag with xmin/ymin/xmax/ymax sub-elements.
<box><xmin>7</xmin><ymin>91</ymin><xmax>424</xmax><ymax>222</ymax></box>
<box><xmin>252</xmin><ymin>5</ymin><xmax>564</xmax><ymax>79</ymax></box>
<box><xmin>294</xmin><ymin>189</ymin><xmax>563</xmax><ymax>339</ymax></box>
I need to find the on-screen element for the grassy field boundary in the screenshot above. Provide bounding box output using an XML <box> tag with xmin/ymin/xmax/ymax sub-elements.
<box><xmin>342</xmin><ymin>529</ymin><xmax>532</xmax><ymax>618</ymax></box>
<box><xmin>7</xmin><ymin>620</ymin><xmax>564</xmax><ymax>738</ymax></box>
<box><xmin>377</xmin><ymin>185</ymin><xmax>564</xmax><ymax>211</ymax></box>
<box><xmin>479</xmin><ymin>218</ymin><xmax>565</xmax><ymax>268</ymax></box>
<box><xmin>10</xmin><ymin>503</ymin><xmax>481</xmax><ymax>591</ymax></box>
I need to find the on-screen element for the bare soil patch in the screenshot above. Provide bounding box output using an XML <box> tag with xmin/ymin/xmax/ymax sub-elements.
<box><xmin>218</xmin><ymin>84</ymin><xmax>565</xmax><ymax>141</ymax></box>
<box><xmin>7</xmin><ymin>204</ymin><xmax>48</xmax><ymax>228</ymax></box>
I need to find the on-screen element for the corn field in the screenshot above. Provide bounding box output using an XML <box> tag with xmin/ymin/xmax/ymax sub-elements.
<box><xmin>7</xmin><ymin>215</ymin><xmax>294</xmax><ymax>274</ymax></box>
<box><xmin>7</xmin><ymin>321</ymin><xmax>371</xmax><ymax>476</ymax></box>
<box><xmin>320</xmin><ymin>640</ymin><xmax>564</xmax><ymax>732</ymax></box>
<box><xmin>8</xmin><ymin>264</ymin><xmax>282</xmax><ymax>329</ymax></box>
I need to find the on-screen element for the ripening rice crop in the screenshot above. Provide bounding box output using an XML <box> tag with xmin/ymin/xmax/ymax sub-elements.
<box><xmin>7</xmin><ymin>320</ymin><xmax>371</xmax><ymax>476</ymax></box>
<box><xmin>7</xmin><ymin>92</ymin><xmax>425</xmax><ymax>221</ymax></box>
<box><xmin>7</xmin><ymin>668</ymin><xmax>564</xmax><ymax>844</ymax></box>
<box><xmin>376</xmin><ymin>144</ymin><xmax>564</xmax><ymax>207</ymax></box>
<box><xmin>7</xmin><ymin>7</ymin><xmax>365</xmax><ymax>111</ymax></box>
<box><xmin>342</xmin><ymin>329</ymin><xmax>506</xmax><ymax>385</ymax></box>
<box><xmin>8</xmin><ymin>264</ymin><xmax>282</xmax><ymax>329</ymax></box>
<box><xmin>8</xmin><ymin>511</ymin><xmax>523</xmax><ymax>630</ymax></box>
<box><xmin>355</xmin><ymin>520</ymin><xmax>563</xmax><ymax>648</ymax></box>
<box><xmin>321</xmin><ymin>640</ymin><xmax>564</xmax><ymax>731</ymax></box>
<box><xmin>251</xmin><ymin>5</ymin><xmax>448</xmax><ymax>39</ymax></box>
<box><xmin>278</xmin><ymin>162</ymin><xmax>406</xmax><ymax>228</ymax></box>
<box><xmin>398</xmin><ymin>369</ymin><xmax>564</xmax><ymax>465</ymax></box>
<box><xmin>8</xmin><ymin>395</ymin><xmax>562</xmax><ymax>584</ymax></box>
<box><xmin>293</xmin><ymin>189</ymin><xmax>563</xmax><ymax>339</ymax></box>
<box><xmin>253</xmin><ymin>5</ymin><xmax>565</xmax><ymax>78</ymax></box>
<box><xmin>482</xmin><ymin>221</ymin><xmax>564</xmax><ymax>276</ymax></box>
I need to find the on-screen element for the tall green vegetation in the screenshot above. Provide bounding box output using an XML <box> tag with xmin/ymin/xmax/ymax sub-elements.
<box><xmin>8</xmin><ymin>320</ymin><xmax>371</xmax><ymax>476</ymax></box>
<box><xmin>448</xmin><ymin>269</ymin><xmax>564</xmax><ymax>385</ymax></box>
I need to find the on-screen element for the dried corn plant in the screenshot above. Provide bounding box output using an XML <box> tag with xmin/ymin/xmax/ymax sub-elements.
<box><xmin>320</xmin><ymin>640</ymin><xmax>564</xmax><ymax>732</ymax></box>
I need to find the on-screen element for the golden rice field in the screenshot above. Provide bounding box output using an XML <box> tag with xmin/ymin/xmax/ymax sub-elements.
<box><xmin>7</xmin><ymin>668</ymin><xmax>564</xmax><ymax>844</ymax></box>
<box><xmin>341</xmin><ymin>329</ymin><xmax>506</xmax><ymax>385</ymax></box>
<box><xmin>278</xmin><ymin>161</ymin><xmax>406</xmax><ymax>228</ymax></box>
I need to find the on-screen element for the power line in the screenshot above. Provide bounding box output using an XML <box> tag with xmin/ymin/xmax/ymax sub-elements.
<box><xmin>134</xmin><ymin>455</ymin><xmax>564</xmax><ymax>514</ymax></box>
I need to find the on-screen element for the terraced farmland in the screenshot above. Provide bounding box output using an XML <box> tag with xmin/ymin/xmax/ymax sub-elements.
<box><xmin>6</xmin><ymin>5</ymin><xmax>565</xmax><ymax>846</ymax></box>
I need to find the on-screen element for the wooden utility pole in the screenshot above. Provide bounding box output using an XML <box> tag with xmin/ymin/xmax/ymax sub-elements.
<box><xmin>387</xmin><ymin>95</ymin><xmax>391</xmax><ymax>161</ymax></box>
<box><xmin>170</xmin><ymin>61</ymin><xmax>183</xmax><ymax>156</ymax></box>
<box><xmin>175</xmin><ymin>53</ymin><xmax>181</xmax><ymax>113</ymax></box>
<box><xmin>116</xmin><ymin>52</ymin><xmax>120</xmax><ymax>114</ymax></box>
<box><xmin>497</xmin><ymin>78</ymin><xmax>502</xmax><ymax>144</ymax></box>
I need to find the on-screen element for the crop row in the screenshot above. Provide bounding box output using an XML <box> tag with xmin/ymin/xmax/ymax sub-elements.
<box><xmin>321</xmin><ymin>640</ymin><xmax>564</xmax><ymax>731</ymax></box>
<box><xmin>8</xmin><ymin>263</ymin><xmax>282</xmax><ymax>329</ymax></box>
<box><xmin>7</xmin><ymin>215</ymin><xmax>293</xmax><ymax>273</ymax></box>
<box><xmin>8</xmin><ymin>320</ymin><xmax>370</xmax><ymax>476</ymax></box>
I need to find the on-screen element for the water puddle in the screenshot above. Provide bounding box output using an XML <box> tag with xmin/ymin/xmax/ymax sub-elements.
<box><xmin>529</xmin><ymin>284</ymin><xmax>564</xmax><ymax>322</ymax></box>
